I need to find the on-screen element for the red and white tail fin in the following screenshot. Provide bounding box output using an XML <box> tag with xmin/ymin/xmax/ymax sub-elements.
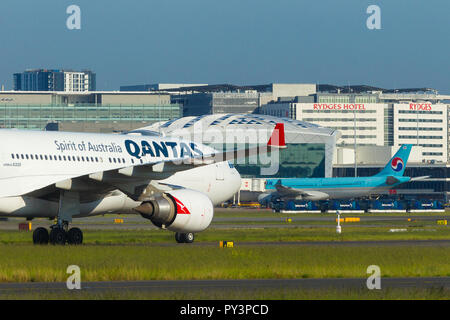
<box><xmin>267</xmin><ymin>123</ymin><xmax>286</xmax><ymax>148</ymax></box>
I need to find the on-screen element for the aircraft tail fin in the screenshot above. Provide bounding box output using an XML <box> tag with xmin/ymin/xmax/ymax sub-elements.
<box><xmin>376</xmin><ymin>144</ymin><xmax>412</xmax><ymax>177</ymax></box>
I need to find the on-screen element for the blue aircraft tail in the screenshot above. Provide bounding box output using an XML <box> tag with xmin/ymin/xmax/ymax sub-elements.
<box><xmin>375</xmin><ymin>144</ymin><xmax>412</xmax><ymax>177</ymax></box>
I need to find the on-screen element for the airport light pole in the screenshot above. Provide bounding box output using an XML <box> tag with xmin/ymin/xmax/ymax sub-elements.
<box><xmin>336</xmin><ymin>210</ymin><xmax>342</xmax><ymax>234</ymax></box>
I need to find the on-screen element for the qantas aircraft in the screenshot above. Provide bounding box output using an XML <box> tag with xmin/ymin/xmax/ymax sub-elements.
<box><xmin>0</xmin><ymin>124</ymin><xmax>285</xmax><ymax>245</ymax></box>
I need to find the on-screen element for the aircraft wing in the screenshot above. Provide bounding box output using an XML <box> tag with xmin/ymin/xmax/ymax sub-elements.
<box><xmin>275</xmin><ymin>183</ymin><xmax>304</xmax><ymax>197</ymax></box>
<box><xmin>410</xmin><ymin>176</ymin><xmax>430</xmax><ymax>181</ymax></box>
<box><xmin>385</xmin><ymin>176</ymin><xmax>401</xmax><ymax>185</ymax></box>
<box><xmin>274</xmin><ymin>182</ymin><xmax>329</xmax><ymax>200</ymax></box>
<box><xmin>385</xmin><ymin>175</ymin><xmax>429</xmax><ymax>186</ymax></box>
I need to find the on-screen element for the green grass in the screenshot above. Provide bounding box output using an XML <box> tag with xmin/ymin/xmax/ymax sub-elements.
<box><xmin>1</xmin><ymin>215</ymin><xmax>449</xmax><ymax>300</ymax></box>
<box><xmin>1</xmin><ymin>287</ymin><xmax>448</xmax><ymax>300</ymax></box>
<box><xmin>1</xmin><ymin>225</ymin><xmax>449</xmax><ymax>245</ymax></box>
<box><xmin>0</xmin><ymin>245</ymin><xmax>448</xmax><ymax>282</ymax></box>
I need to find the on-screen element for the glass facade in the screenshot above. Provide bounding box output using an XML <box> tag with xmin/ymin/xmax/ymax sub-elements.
<box><xmin>384</xmin><ymin>106</ymin><xmax>393</xmax><ymax>146</ymax></box>
<box><xmin>317</xmin><ymin>96</ymin><xmax>350</xmax><ymax>103</ymax></box>
<box><xmin>0</xmin><ymin>104</ymin><xmax>181</xmax><ymax>130</ymax></box>
<box><xmin>316</xmin><ymin>94</ymin><xmax>378</xmax><ymax>104</ymax></box>
<box><xmin>218</xmin><ymin>143</ymin><xmax>326</xmax><ymax>178</ymax></box>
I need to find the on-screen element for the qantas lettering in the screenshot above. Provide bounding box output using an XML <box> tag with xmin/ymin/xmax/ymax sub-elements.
<box><xmin>124</xmin><ymin>139</ymin><xmax>203</xmax><ymax>159</ymax></box>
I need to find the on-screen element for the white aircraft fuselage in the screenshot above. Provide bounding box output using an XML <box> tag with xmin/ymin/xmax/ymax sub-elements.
<box><xmin>0</xmin><ymin>129</ymin><xmax>241</xmax><ymax>219</ymax></box>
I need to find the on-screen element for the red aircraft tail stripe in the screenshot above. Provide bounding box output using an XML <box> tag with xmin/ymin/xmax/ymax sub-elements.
<box><xmin>267</xmin><ymin>123</ymin><xmax>286</xmax><ymax>148</ymax></box>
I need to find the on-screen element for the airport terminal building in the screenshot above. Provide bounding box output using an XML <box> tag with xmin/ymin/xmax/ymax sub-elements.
<box><xmin>0</xmin><ymin>91</ymin><xmax>181</xmax><ymax>132</ymax></box>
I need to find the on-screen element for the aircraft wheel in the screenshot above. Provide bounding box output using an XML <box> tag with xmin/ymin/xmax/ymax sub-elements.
<box><xmin>175</xmin><ymin>232</ymin><xmax>183</xmax><ymax>243</ymax></box>
<box><xmin>175</xmin><ymin>232</ymin><xmax>195</xmax><ymax>243</ymax></box>
<box><xmin>67</xmin><ymin>227</ymin><xmax>83</xmax><ymax>245</ymax></box>
<box><xmin>182</xmin><ymin>232</ymin><xmax>195</xmax><ymax>243</ymax></box>
<box><xmin>49</xmin><ymin>227</ymin><xmax>67</xmax><ymax>245</ymax></box>
<box><xmin>32</xmin><ymin>227</ymin><xmax>49</xmax><ymax>245</ymax></box>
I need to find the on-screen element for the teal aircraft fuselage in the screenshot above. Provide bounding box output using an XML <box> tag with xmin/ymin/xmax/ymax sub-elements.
<box><xmin>264</xmin><ymin>175</ymin><xmax>412</xmax><ymax>200</ymax></box>
<box><xmin>260</xmin><ymin>144</ymin><xmax>421</xmax><ymax>202</ymax></box>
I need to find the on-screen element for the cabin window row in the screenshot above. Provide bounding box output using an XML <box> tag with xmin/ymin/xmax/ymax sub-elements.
<box><xmin>108</xmin><ymin>157</ymin><xmax>131</xmax><ymax>164</ymax></box>
<box><xmin>10</xmin><ymin>154</ymin><xmax>146</xmax><ymax>166</ymax></box>
<box><xmin>11</xmin><ymin>154</ymin><xmax>102</xmax><ymax>163</ymax></box>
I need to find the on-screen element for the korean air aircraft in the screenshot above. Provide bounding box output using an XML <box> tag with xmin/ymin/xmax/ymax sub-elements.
<box><xmin>260</xmin><ymin>144</ymin><xmax>424</xmax><ymax>203</ymax></box>
<box><xmin>0</xmin><ymin>124</ymin><xmax>285</xmax><ymax>245</ymax></box>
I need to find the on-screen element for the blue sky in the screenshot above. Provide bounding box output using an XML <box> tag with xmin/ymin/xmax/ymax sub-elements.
<box><xmin>0</xmin><ymin>0</ymin><xmax>449</xmax><ymax>93</ymax></box>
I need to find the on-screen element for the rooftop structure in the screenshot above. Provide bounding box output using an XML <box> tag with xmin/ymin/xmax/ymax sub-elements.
<box><xmin>144</xmin><ymin>113</ymin><xmax>339</xmax><ymax>178</ymax></box>
<box><xmin>120</xmin><ymin>84</ymin><xmax>209</xmax><ymax>91</ymax></box>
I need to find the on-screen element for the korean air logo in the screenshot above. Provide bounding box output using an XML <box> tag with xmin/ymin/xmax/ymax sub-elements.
<box><xmin>391</xmin><ymin>157</ymin><xmax>404</xmax><ymax>172</ymax></box>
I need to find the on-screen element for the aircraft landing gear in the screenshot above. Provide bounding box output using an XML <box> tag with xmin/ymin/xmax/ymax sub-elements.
<box><xmin>49</xmin><ymin>226</ymin><xmax>67</xmax><ymax>245</ymax></box>
<box><xmin>67</xmin><ymin>227</ymin><xmax>83</xmax><ymax>245</ymax></box>
<box><xmin>47</xmin><ymin>222</ymin><xmax>83</xmax><ymax>246</ymax></box>
<box><xmin>175</xmin><ymin>232</ymin><xmax>195</xmax><ymax>244</ymax></box>
<box><xmin>33</xmin><ymin>225</ymin><xmax>83</xmax><ymax>246</ymax></box>
<box><xmin>32</xmin><ymin>190</ymin><xmax>83</xmax><ymax>246</ymax></box>
<box><xmin>32</xmin><ymin>227</ymin><xmax>49</xmax><ymax>245</ymax></box>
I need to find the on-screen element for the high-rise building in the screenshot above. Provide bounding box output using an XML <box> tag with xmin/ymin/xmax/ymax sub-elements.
<box><xmin>63</xmin><ymin>70</ymin><xmax>96</xmax><ymax>92</ymax></box>
<box><xmin>13</xmin><ymin>69</ymin><xmax>64</xmax><ymax>91</ymax></box>
<box><xmin>13</xmin><ymin>69</ymin><xmax>95</xmax><ymax>92</ymax></box>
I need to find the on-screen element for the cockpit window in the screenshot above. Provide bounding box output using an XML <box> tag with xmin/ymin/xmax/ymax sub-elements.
<box><xmin>228</xmin><ymin>161</ymin><xmax>234</xmax><ymax>168</ymax></box>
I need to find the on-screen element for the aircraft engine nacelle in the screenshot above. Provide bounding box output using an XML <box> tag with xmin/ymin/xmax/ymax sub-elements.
<box><xmin>134</xmin><ymin>189</ymin><xmax>214</xmax><ymax>233</ymax></box>
<box><xmin>258</xmin><ymin>193</ymin><xmax>273</xmax><ymax>206</ymax></box>
<box><xmin>295</xmin><ymin>191</ymin><xmax>329</xmax><ymax>201</ymax></box>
